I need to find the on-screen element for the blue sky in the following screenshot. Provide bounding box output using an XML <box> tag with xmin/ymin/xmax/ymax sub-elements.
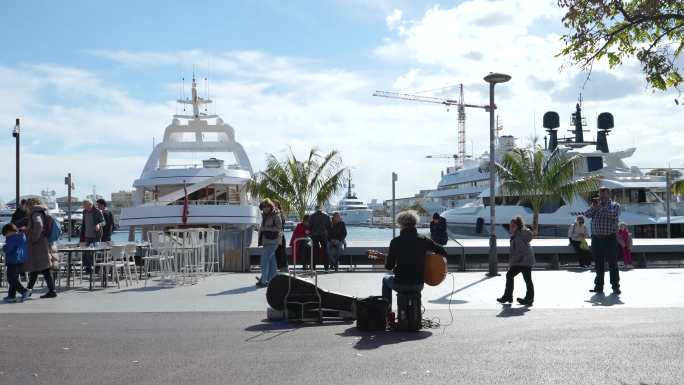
<box><xmin>0</xmin><ymin>0</ymin><xmax>681</xmax><ymax>204</ymax></box>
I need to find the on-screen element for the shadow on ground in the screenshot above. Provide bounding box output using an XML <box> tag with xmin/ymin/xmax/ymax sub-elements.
<box><xmin>337</xmin><ymin>327</ymin><xmax>432</xmax><ymax>350</ymax></box>
<box><xmin>207</xmin><ymin>285</ymin><xmax>259</xmax><ymax>296</ymax></box>
<box><xmin>428</xmin><ymin>275</ymin><xmax>490</xmax><ymax>305</ymax></box>
<box><xmin>585</xmin><ymin>293</ymin><xmax>624</xmax><ymax>307</ymax></box>
<box><xmin>496</xmin><ymin>304</ymin><xmax>531</xmax><ymax>317</ymax></box>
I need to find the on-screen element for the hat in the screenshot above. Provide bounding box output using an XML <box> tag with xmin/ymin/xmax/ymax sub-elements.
<box><xmin>433</xmin><ymin>213</ymin><xmax>440</xmax><ymax>220</ymax></box>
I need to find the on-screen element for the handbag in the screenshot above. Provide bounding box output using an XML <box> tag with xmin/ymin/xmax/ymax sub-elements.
<box><xmin>579</xmin><ymin>239</ymin><xmax>589</xmax><ymax>251</ymax></box>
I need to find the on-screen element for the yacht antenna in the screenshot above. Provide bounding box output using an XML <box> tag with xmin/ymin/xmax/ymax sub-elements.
<box><xmin>182</xmin><ymin>77</ymin><xmax>186</xmax><ymax>112</ymax></box>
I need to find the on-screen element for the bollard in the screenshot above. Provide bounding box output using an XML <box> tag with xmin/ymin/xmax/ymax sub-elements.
<box><xmin>638</xmin><ymin>252</ymin><xmax>648</xmax><ymax>269</ymax></box>
<box><xmin>550</xmin><ymin>254</ymin><xmax>560</xmax><ymax>270</ymax></box>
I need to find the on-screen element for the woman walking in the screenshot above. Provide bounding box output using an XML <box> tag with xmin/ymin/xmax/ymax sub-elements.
<box><xmin>617</xmin><ymin>223</ymin><xmax>633</xmax><ymax>268</ymax></box>
<box><xmin>23</xmin><ymin>197</ymin><xmax>57</xmax><ymax>298</ymax></box>
<box><xmin>568</xmin><ymin>215</ymin><xmax>591</xmax><ymax>267</ymax></box>
<box><xmin>256</xmin><ymin>199</ymin><xmax>282</xmax><ymax>288</ymax></box>
<box><xmin>497</xmin><ymin>216</ymin><xmax>535</xmax><ymax>306</ymax></box>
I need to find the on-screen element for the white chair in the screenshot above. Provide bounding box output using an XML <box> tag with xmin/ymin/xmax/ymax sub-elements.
<box><xmin>144</xmin><ymin>231</ymin><xmax>174</xmax><ymax>286</ymax></box>
<box><xmin>96</xmin><ymin>245</ymin><xmax>130</xmax><ymax>289</ymax></box>
<box><xmin>123</xmin><ymin>243</ymin><xmax>140</xmax><ymax>285</ymax></box>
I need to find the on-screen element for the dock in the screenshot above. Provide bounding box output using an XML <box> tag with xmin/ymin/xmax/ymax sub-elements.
<box><xmin>248</xmin><ymin>238</ymin><xmax>684</xmax><ymax>270</ymax></box>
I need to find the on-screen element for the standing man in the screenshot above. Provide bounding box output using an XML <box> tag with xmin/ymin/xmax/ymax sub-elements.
<box><xmin>584</xmin><ymin>187</ymin><xmax>621</xmax><ymax>295</ymax></box>
<box><xmin>429</xmin><ymin>212</ymin><xmax>448</xmax><ymax>246</ymax></box>
<box><xmin>96</xmin><ymin>199</ymin><xmax>116</xmax><ymax>243</ymax></box>
<box><xmin>80</xmin><ymin>199</ymin><xmax>106</xmax><ymax>273</ymax></box>
<box><xmin>308</xmin><ymin>205</ymin><xmax>331</xmax><ymax>271</ymax></box>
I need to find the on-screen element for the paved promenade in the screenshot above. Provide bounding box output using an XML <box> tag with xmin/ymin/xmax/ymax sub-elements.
<box><xmin>1</xmin><ymin>269</ymin><xmax>683</xmax><ymax>385</ymax></box>
<box><xmin>1</xmin><ymin>268</ymin><xmax>683</xmax><ymax>313</ymax></box>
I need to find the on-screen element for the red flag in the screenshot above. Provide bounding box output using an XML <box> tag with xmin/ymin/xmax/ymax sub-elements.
<box><xmin>181</xmin><ymin>183</ymin><xmax>189</xmax><ymax>225</ymax></box>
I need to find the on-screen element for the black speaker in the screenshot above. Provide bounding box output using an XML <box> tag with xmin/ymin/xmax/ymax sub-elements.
<box><xmin>597</xmin><ymin>112</ymin><xmax>614</xmax><ymax>130</ymax></box>
<box><xmin>543</xmin><ymin>111</ymin><xmax>560</xmax><ymax>129</ymax></box>
<box><xmin>475</xmin><ymin>217</ymin><xmax>484</xmax><ymax>234</ymax></box>
<box><xmin>355</xmin><ymin>296</ymin><xmax>388</xmax><ymax>331</ymax></box>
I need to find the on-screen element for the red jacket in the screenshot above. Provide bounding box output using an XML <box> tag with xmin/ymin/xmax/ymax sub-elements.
<box><xmin>290</xmin><ymin>223</ymin><xmax>310</xmax><ymax>261</ymax></box>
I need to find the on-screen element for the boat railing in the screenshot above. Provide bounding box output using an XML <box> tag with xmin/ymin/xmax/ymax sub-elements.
<box><xmin>156</xmin><ymin>164</ymin><xmax>245</xmax><ymax>171</ymax></box>
<box><xmin>147</xmin><ymin>199</ymin><xmax>245</xmax><ymax>206</ymax></box>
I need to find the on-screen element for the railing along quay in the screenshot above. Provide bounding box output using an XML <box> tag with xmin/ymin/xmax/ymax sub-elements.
<box><xmin>248</xmin><ymin>238</ymin><xmax>684</xmax><ymax>271</ymax></box>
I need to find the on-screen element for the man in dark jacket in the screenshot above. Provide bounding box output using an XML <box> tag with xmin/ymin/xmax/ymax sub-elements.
<box><xmin>96</xmin><ymin>199</ymin><xmax>116</xmax><ymax>243</ymax></box>
<box><xmin>383</xmin><ymin>211</ymin><xmax>446</xmax><ymax>310</ymax></box>
<box><xmin>308</xmin><ymin>206</ymin><xmax>331</xmax><ymax>271</ymax></box>
<box><xmin>429</xmin><ymin>212</ymin><xmax>448</xmax><ymax>246</ymax></box>
<box><xmin>10</xmin><ymin>199</ymin><xmax>28</xmax><ymax>229</ymax></box>
<box><xmin>80</xmin><ymin>199</ymin><xmax>106</xmax><ymax>272</ymax></box>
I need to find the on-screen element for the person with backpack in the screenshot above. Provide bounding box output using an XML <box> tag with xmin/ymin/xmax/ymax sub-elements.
<box><xmin>80</xmin><ymin>199</ymin><xmax>105</xmax><ymax>273</ymax></box>
<box><xmin>3</xmin><ymin>223</ymin><xmax>29</xmax><ymax>303</ymax></box>
<box><xmin>23</xmin><ymin>197</ymin><xmax>57</xmax><ymax>299</ymax></box>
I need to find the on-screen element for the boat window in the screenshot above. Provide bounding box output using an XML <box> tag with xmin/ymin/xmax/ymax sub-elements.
<box><xmin>165</xmin><ymin>152</ymin><xmax>237</xmax><ymax>169</ymax></box>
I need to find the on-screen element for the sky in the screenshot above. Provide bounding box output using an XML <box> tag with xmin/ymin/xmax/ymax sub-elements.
<box><xmin>0</xmin><ymin>0</ymin><xmax>681</xmax><ymax>205</ymax></box>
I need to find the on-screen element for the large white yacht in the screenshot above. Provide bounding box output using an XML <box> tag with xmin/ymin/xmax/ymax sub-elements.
<box><xmin>336</xmin><ymin>171</ymin><xmax>372</xmax><ymax>226</ymax></box>
<box><xmin>119</xmin><ymin>77</ymin><xmax>260</xmax><ymax>264</ymax></box>
<box><xmin>437</xmin><ymin>100</ymin><xmax>684</xmax><ymax>238</ymax></box>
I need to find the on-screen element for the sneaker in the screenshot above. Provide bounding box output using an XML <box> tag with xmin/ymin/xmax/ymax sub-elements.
<box><xmin>517</xmin><ymin>297</ymin><xmax>533</xmax><ymax>306</ymax></box>
<box><xmin>40</xmin><ymin>291</ymin><xmax>57</xmax><ymax>299</ymax></box>
<box><xmin>3</xmin><ymin>297</ymin><xmax>17</xmax><ymax>303</ymax></box>
<box><xmin>612</xmin><ymin>288</ymin><xmax>621</xmax><ymax>295</ymax></box>
<box><xmin>496</xmin><ymin>297</ymin><xmax>513</xmax><ymax>304</ymax></box>
<box><xmin>25</xmin><ymin>289</ymin><xmax>32</xmax><ymax>298</ymax></box>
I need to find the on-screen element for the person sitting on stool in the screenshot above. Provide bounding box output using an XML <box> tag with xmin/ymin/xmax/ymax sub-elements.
<box><xmin>382</xmin><ymin>210</ymin><xmax>446</xmax><ymax>312</ymax></box>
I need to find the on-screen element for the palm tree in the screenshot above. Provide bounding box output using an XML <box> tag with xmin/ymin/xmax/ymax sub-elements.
<box><xmin>248</xmin><ymin>148</ymin><xmax>346</xmax><ymax>220</ymax></box>
<box><xmin>496</xmin><ymin>147</ymin><xmax>599</xmax><ymax>235</ymax></box>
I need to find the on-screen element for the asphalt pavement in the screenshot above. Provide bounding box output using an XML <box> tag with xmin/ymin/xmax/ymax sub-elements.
<box><xmin>1</xmin><ymin>308</ymin><xmax>683</xmax><ymax>385</ymax></box>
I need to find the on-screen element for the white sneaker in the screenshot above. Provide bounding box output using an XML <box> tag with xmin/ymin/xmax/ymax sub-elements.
<box><xmin>21</xmin><ymin>290</ymin><xmax>31</xmax><ymax>301</ymax></box>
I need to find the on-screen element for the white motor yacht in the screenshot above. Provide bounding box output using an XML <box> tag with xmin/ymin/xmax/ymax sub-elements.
<box><xmin>439</xmin><ymin>99</ymin><xmax>684</xmax><ymax>238</ymax></box>
<box><xmin>336</xmin><ymin>170</ymin><xmax>372</xmax><ymax>226</ymax></box>
<box><xmin>119</xmin><ymin>76</ymin><xmax>260</xmax><ymax>268</ymax></box>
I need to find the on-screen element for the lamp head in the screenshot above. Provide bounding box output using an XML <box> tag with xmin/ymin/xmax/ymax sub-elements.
<box><xmin>484</xmin><ymin>72</ymin><xmax>511</xmax><ymax>84</ymax></box>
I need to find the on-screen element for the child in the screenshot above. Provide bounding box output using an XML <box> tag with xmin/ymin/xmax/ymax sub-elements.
<box><xmin>617</xmin><ymin>222</ymin><xmax>633</xmax><ymax>268</ymax></box>
<box><xmin>3</xmin><ymin>223</ymin><xmax>28</xmax><ymax>303</ymax></box>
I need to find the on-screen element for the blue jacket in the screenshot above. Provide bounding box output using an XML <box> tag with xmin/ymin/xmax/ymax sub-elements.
<box><xmin>3</xmin><ymin>233</ymin><xmax>27</xmax><ymax>265</ymax></box>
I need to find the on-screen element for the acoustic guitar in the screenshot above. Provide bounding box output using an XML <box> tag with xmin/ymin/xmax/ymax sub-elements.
<box><xmin>366</xmin><ymin>250</ymin><xmax>448</xmax><ymax>286</ymax></box>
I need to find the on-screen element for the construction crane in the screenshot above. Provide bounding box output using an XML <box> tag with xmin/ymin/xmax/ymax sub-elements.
<box><xmin>373</xmin><ymin>84</ymin><xmax>488</xmax><ymax>169</ymax></box>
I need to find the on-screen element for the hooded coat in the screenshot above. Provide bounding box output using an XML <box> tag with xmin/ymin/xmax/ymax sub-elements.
<box><xmin>23</xmin><ymin>205</ymin><xmax>54</xmax><ymax>273</ymax></box>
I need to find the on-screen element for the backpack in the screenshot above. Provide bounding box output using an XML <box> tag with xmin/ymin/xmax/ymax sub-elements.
<box><xmin>42</xmin><ymin>212</ymin><xmax>62</xmax><ymax>243</ymax></box>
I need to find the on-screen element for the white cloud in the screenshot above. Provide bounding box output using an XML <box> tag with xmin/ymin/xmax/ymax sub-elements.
<box><xmin>386</xmin><ymin>9</ymin><xmax>404</xmax><ymax>31</ymax></box>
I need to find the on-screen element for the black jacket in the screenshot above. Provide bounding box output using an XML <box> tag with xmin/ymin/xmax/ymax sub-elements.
<box><xmin>430</xmin><ymin>217</ymin><xmax>448</xmax><ymax>245</ymax></box>
<box><xmin>11</xmin><ymin>207</ymin><xmax>28</xmax><ymax>228</ymax></box>
<box><xmin>329</xmin><ymin>221</ymin><xmax>347</xmax><ymax>242</ymax></box>
<box><xmin>101</xmin><ymin>209</ymin><xmax>116</xmax><ymax>242</ymax></box>
<box><xmin>386</xmin><ymin>227</ymin><xmax>447</xmax><ymax>286</ymax></box>
<box><xmin>308</xmin><ymin>210</ymin><xmax>331</xmax><ymax>238</ymax></box>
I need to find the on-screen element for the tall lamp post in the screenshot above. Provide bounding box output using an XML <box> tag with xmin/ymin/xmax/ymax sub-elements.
<box><xmin>483</xmin><ymin>73</ymin><xmax>511</xmax><ymax>277</ymax></box>
<box><xmin>12</xmin><ymin>118</ymin><xmax>20</xmax><ymax>206</ymax></box>
<box><xmin>392</xmin><ymin>172</ymin><xmax>398</xmax><ymax>238</ymax></box>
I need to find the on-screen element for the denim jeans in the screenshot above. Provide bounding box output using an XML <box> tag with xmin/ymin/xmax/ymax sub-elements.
<box><xmin>259</xmin><ymin>243</ymin><xmax>278</xmax><ymax>285</ymax></box>
<box><xmin>382</xmin><ymin>275</ymin><xmax>424</xmax><ymax>310</ymax></box>
<box><xmin>326</xmin><ymin>240</ymin><xmax>344</xmax><ymax>267</ymax></box>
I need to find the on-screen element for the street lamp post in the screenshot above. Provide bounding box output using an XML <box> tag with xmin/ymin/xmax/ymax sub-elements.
<box><xmin>392</xmin><ymin>172</ymin><xmax>398</xmax><ymax>238</ymax></box>
<box><xmin>65</xmin><ymin>173</ymin><xmax>74</xmax><ymax>242</ymax></box>
<box><xmin>483</xmin><ymin>73</ymin><xmax>511</xmax><ymax>277</ymax></box>
<box><xmin>12</xmin><ymin>118</ymin><xmax>20</xmax><ymax>207</ymax></box>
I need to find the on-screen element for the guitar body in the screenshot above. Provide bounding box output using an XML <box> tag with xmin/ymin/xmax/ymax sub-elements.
<box><xmin>424</xmin><ymin>252</ymin><xmax>448</xmax><ymax>286</ymax></box>
<box><xmin>367</xmin><ymin>250</ymin><xmax>448</xmax><ymax>287</ymax></box>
